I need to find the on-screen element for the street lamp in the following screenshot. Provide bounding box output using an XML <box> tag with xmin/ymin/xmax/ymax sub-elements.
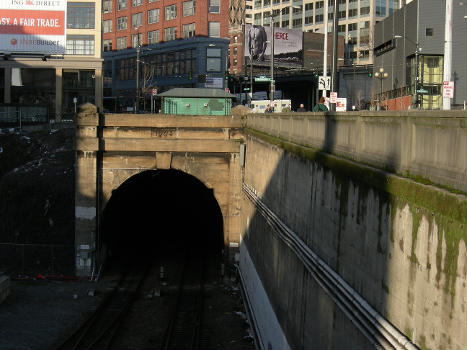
<box><xmin>269</xmin><ymin>13</ymin><xmax>275</xmax><ymax>109</ymax></box>
<box><xmin>134</xmin><ymin>27</ymin><xmax>141</xmax><ymax>114</ymax></box>
<box><xmin>374</xmin><ymin>67</ymin><xmax>389</xmax><ymax>110</ymax></box>
<box><xmin>394</xmin><ymin>35</ymin><xmax>420</xmax><ymax>109</ymax></box>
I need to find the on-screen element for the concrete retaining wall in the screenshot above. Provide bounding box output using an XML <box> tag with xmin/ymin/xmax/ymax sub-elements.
<box><xmin>240</xmin><ymin>132</ymin><xmax>466</xmax><ymax>349</ymax></box>
<box><xmin>0</xmin><ymin>273</ymin><xmax>10</xmax><ymax>304</ymax></box>
<box><xmin>246</xmin><ymin>111</ymin><xmax>466</xmax><ymax>192</ymax></box>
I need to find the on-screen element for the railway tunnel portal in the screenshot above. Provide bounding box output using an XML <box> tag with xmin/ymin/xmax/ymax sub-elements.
<box><xmin>75</xmin><ymin>105</ymin><xmax>244</xmax><ymax>276</ymax></box>
<box><xmin>102</xmin><ymin>169</ymin><xmax>224</xmax><ymax>264</ymax></box>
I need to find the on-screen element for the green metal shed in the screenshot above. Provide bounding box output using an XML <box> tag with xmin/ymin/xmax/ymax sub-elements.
<box><xmin>158</xmin><ymin>88</ymin><xmax>235</xmax><ymax>116</ymax></box>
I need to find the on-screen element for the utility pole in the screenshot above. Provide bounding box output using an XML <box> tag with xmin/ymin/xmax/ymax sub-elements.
<box><xmin>135</xmin><ymin>29</ymin><xmax>140</xmax><ymax>114</ymax></box>
<box><xmin>330</xmin><ymin>0</ymin><xmax>339</xmax><ymax>111</ymax></box>
<box><xmin>443</xmin><ymin>0</ymin><xmax>453</xmax><ymax>110</ymax></box>
<box><xmin>323</xmin><ymin>0</ymin><xmax>328</xmax><ymax>99</ymax></box>
<box><xmin>269</xmin><ymin>14</ymin><xmax>275</xmax><ymax>109</ymax></box>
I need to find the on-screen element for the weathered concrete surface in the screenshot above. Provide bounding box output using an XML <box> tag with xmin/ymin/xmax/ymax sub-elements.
<box><xmin>240</xmin><ymin>132</ymin><xmax>466</xmax><ymax>349</ymax></box>
<box><xmin>246</xmin><ymin>111</ymin><xmax>466</xmax><ymax>192</ymax></box>
<box><xmin>0</xmin><ymin>273</ymin><xmax>9</xmax><ymax>304</ymax></box>
<box><xmin>75</xmin><ymin>111</ymin><xmax>244</xmax><ymax>275</ymax></box>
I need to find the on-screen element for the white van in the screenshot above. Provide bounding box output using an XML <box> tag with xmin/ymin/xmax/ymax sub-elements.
<box><xmin>251</xmin><ymin>99</ymin><xmax>292</xmax><ymax>113</ymax></box>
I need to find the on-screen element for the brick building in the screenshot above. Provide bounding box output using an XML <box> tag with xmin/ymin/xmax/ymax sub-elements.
<box><xmin>101</xmin><ymin>0</ymin><xmax>232</xmax><ymax>111</ymax></box>
<box><xmin>102</xmin><ymin>0</ymin><xmax>230</xmax><ymax>50</ymax></box>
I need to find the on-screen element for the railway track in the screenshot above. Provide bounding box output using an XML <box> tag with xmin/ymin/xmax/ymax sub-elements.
<box><xmin>161</xmin><ymin>252</ymin><xmax>207</xmax><ymax>350</ymax></box>
<box><xmin>56</xmin><ymin>263</ymin><xmax>151</xmax><ymax>350</ymax></box>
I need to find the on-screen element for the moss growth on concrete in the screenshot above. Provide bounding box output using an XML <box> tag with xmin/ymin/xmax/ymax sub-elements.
<box><xmin>246</xmin><ymin>128</ymin><xmax>466</xmax><ymax>304</ymax></box>
<box><xmin>245</xmin><ymin>128</ymin><xmax>467</xmax><ymax>226</ymax></box>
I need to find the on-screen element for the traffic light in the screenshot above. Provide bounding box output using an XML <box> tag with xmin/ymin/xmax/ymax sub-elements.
<box><xmin>188</xmin><ymin>72</ymin><xmax>192</xmax><ymax>80</ymax></box>
<box><xmin>224</xmin><ymin>71</ymin><xmax>229</xmax><ymax>80</ymax></box>
<box><xmin>368</xmin><ymin>72</ymin><xmax>373</xmax><ymax>77</ymax></box>
<box><xmin>314</xmin><ymin>72</ymin><xmax>319</xmax><ymax>78</ymax></box>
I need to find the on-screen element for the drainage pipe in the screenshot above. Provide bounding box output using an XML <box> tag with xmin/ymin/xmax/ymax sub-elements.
<box><xmin>243</xmin><ymin>183</ymin><xmax>418</xmax><ymax>350</ymax></box>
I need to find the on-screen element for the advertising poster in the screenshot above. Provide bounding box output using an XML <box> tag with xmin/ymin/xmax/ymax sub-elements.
<box><xmin>244</xmin><ymin>24</ymin><xmax>303</xmax><ymax>67</ymax></box>
<box><xmin>0</xmin><ymin>0</ymin><xmax>67</xmax><ymax>54</ymax></box>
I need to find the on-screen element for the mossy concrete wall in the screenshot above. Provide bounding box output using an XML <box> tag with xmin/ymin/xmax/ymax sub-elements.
<box><xmin>240</xmin><ymin>130</ymin><xmax>466</xmax><ymax>349</ymax></box>
<box><xmin>246</xmin><ymin>111</ymin><xmax>466</xmax><ymax>192</ymax></box>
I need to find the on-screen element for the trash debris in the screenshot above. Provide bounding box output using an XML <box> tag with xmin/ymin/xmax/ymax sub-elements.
<box><xmin>235</xmin><ymin>311</ymin><xmax>247</xmax><ymax>319</ymax></box>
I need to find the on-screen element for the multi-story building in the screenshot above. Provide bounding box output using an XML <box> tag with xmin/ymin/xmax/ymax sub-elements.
<box><xmin>245</xmin><ymin>0</ymin><xmax>401</xmax><ymax>67</ymax></box>
<box><xmin>0</xmin><ymin>0</ymin><xmax>103</xmax><ymax>121</ymax></box>
<box><xmin>373</xmin><ymin>0</ymin><xmax>466</xmax><ymax>110</ymax></box>
<box><xmin>101</xmin><ymin>0</ymin><xmax>230</xmax><ymax>111</ymax></box>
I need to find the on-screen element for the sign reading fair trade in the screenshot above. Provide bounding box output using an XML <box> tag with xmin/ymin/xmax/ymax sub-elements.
<box><xmin>0</xmin><ymin>0</ymin><xmax>66</xmax><ymax>54</ymax></box>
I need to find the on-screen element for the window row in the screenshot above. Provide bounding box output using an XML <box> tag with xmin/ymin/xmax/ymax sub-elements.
<box><xmin>103</xmin><ymin>0</ymin><xmax>220</xmax><ymax>14</ymax></box>
<box><xmin>104</xmin><ymin>22</ymin><xmax>220</xmax><ymax>51</ymax></box>
<box><xmin>116</xmin><ymin>49</ymin><xmax>196</xmax><ymax>81</ymax></box>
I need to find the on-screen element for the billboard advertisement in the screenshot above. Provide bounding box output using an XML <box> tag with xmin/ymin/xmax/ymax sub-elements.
<box><xmin>244</xmin><ymin>24</ymin><xmax>302</xmax><ymax>67</ymax></box>
<box><xmin>0</xmin><ymin>0</ymin><xmax>67</xmax><ymax>54</ymax></box>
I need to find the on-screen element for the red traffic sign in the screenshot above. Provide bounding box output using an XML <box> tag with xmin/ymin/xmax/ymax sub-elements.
<box><xmin>152</xmin><ymin>88</ymin><xmax>158</xmax><ymax>96</ymax></box>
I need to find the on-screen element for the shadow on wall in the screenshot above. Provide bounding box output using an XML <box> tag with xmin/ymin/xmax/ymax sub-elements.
<box><xmin>240</xmin><ymin>117</ymin><xmax>466</xmax><ymax>349</ymax></box>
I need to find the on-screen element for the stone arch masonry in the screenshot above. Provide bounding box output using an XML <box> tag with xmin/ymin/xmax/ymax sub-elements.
<box><xmin>75</xmin><ymin>104</ymin><xmax>244</xmax><ymax>276</ymax></box>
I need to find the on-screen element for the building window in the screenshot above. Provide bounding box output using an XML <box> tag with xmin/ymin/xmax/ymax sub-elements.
<box><xmin>148</xmin><ymin>0</ymin><xmax>158</xmax><ymax>3</ymax></box>
<box><xmin>292</xmin><ymin>18</ymin><xmax>302</xmax><ymax>28</ymax></box>
<box><xmin>282</xmin><ymin>19</ymin><xmax>289</xmax><ymax>27</ymax></box>
<box><xmin>117</xmin><ymin>16</ymin><xmax>127</xmax><ymax>30</ymax></box>
<box><xmin>376</xmin><ymin>0</ymin><xmax>386</xmax><ymax>16</ymax></box>
<box><xmin>182</xmin><ymin>23</ymin><xmax>195</xmax><ymax>38</ymax></box>
<box><xmin>183</xmin><ymin>0</ymin><xmax>195</xmax><ymax>16</ymax></box>
<box><xmin>254</xmin><ymin>13</ymin><xmax>261</xmax><ymax>25</ymax></box>
<box><xmin>359</xmin><ymin>21</ymin><xmax>370</xmax><ymax>45</ymax></box>
<box><xmin>132</xmin><ymin>13</ymin><xmax>142</xmax><ymax>27</ymax></box>
<box><xmin>425</xmin><ymin>28</ymin><xmax>433</xmax><ymax>36</ymax></box>
<box><xmin>348</xmin><ymin>8</ymin><xmax>358</xmax><ymax>17</ymax></box>
<box><xmin>66</xmin><ymin>35</ymin><xmax>95</xmax><ymax>55</ymax></box>
<box><xmin>234</xmin><ymin>36</ymin><xmax>238</xmax><ymax>43</ymax></box>
<box><xmin>117</xmin><ymin>0</ymin><xmax>127</xmax><ymax>10</ymax></box>
<box><xmin>209</xmin><ymin>0</ymin><xmax>220</xmax><ymax>13</ymax></box>
<box><xmin>360</xmin><ymin>6</ymin><xmax>370</xmax><ymax>16</ymax></box>
<box><xmin>148</xmin><ymin>9</ymin><xmax>159</xmax><ymax>24</ymax></box>
<box><xmin>165</xmin><ymin>4</ymin><xmax>177</xmax><ymax>20</ymax></box>
<box><xmin>233</xmin><ymin>47</ymin><xmax>238</xmax><ymax>55</ymax></box>
<box><xmin>103</xmin><ymin>0</ymin><xmax>112</xmax><ymax>13</ymax></box>
<box><xmin>103</xmin><ymin>20</ymin><xmax>112</xmax><ymax>33</ymax></box>
<box><xmin>315</xmin><ymin>14</ymin><xmax>323</xmax><ymax>23</ymax></box>
<box><xmin>208</xmin><ymin>22</ymin><xmax>220</xmax><ymax>37</ymax></box>
<box><xmin>103</xmin><ymin>39</ymin><xmax>112</xmax><ymax>52</ymax></box>
<box><xmin>67</xmin><ymin>2</ymin><xmax>95</xmax><ymax>29</ymax></box>
<box><xmin>206</xmin><ymin>48</ymin><xmax>221</xmax><ymax>72</ymax></box>
<box><xmin>148</xmin><ymin>30</ymin><xmax>159</xmax><ymax>44</ymax></box>
<box><xmin>132</xmin><ymin>33</ymin><xmax>143</xmax><ymax>47</ymax></box>
<box><xmin>164</xmin><ymin>27</ymin><xmax>177</xmax><ymax>41</ymax></box>
<box><xmin>132</xmin><ymin>0</ymin><xmax>142</xmax><ymax>6</ymax></box>
<box><xmin>117</xmin><ymin>36</ymin><xmax>127</xmax><ymax>49</ymax></box>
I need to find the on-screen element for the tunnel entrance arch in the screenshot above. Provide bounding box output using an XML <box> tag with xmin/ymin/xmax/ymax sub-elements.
<box><xmin>101</xmin><ymin>169</ymin><xmax>224</xmax><ymax>264</ymax></box>
<box><xmin>74</xmin><ymin>111</ymin><xmax>243</xmax><ymax>276</ymax></box>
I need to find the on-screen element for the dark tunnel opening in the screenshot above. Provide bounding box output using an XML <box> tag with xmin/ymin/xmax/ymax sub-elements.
<box><xmin>101</xmin><ymin>169</ymin><xmax>224</xmax><ymax>267</ymax></box>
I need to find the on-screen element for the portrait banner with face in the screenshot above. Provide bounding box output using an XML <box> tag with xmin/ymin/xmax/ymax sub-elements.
<box><xmin>244</xmin><ymin>24</ymin><xmax>303</xmax><ymax>67</ymax></box>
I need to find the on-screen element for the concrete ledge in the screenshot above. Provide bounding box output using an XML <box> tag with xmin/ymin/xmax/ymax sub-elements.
<box><xmin>101</xmin><ymin>138</ymin><xmax>241</xmax><ymax>153</ymax></box>
<box><xmin>0</xmin><ymin>273</ymin><xmax>10</xmax><ymax>304</ymax></box>
<box><xmin>246</xmin><ymin>111</ymin><xmax>467</xmax><ymax>192</ymax></box>
<box><xmin>104</xmin><ymin>114</ymin><xmax>244</xmax><ymax>128</ymax></box>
